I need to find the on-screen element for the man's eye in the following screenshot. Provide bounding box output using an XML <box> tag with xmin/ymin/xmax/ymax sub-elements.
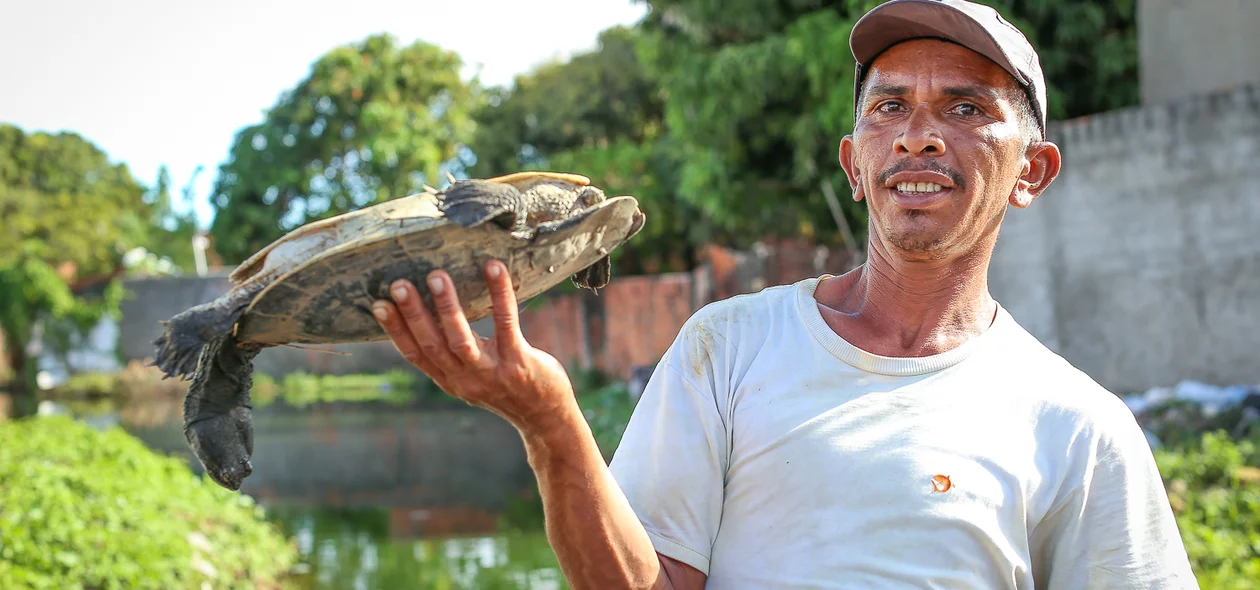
<box><xmin>951</xmin><ymin>103</ymin><xmax>980</xmax><ymax>116</ymax></box>
<box><xmin>877</xmin><ymin>101</ymin><xmax>903</xmax><ymax>113</ymax></box>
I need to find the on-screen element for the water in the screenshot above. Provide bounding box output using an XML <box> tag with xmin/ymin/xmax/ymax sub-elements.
<box><xmin>28</xmin><ymin>386</ymin><xmax>571</xmax><ymax>589</ymax></box>
<box><xmin>268</xmin><ymin>506</ymin><xmax>565</xmax><ymax>589</ymax></box>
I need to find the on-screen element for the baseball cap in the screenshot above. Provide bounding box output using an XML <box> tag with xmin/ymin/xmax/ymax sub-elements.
<box><xmin>849</xmin><ymin>0</ymin><xmax>1047</xmax><ymax>135</ymax></box>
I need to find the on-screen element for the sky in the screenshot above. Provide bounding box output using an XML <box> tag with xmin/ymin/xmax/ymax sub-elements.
<box><xmin>0</xmin><ymin>0</ymin><xmax>649</xmax><ymax>230</ymax></box>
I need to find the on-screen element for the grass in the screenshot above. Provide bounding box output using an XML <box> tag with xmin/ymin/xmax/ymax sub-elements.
<box><xmin>0</xmin><ymin>415</ymin><xmax>299</xmax><ymax>589</ymax></box>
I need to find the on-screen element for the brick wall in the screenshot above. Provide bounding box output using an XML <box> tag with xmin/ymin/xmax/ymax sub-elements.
<box><xmin>520</xmin><ymin>241</ymin><xmax>863</xmax><ymax>380</ymax></box>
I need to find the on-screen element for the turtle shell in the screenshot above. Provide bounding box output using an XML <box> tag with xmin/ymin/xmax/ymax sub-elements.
<box><xmin>231</xmin><ymin>188</ymin><xmax>644</xmax><ymax>346</ymax></box>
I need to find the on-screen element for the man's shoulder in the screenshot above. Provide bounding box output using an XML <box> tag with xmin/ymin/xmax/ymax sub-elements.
<box><xmin>683</xmin><ymin>279</ymin><xmax>803</xmax><ymax>330</ymax></box>
<box><xmin>992</xmin><ymin>326</ymin><xmax>1149</xmax><ymax>453</ymax></box>
<box><xmin>660</xmin><ymin>279</ymin><xmax>810</xmax><ymax>378</ymax></box>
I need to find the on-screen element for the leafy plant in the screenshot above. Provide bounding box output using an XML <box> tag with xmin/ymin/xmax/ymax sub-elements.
<box><xmin>0</xmin><ymin>415</ymin><xmax>298</xmax><ymax>589</ymax></box>
<box><xmin>1155</xmin><ymin>430</ymin><xmax>1260</xmax><ymax>589</ymax></box>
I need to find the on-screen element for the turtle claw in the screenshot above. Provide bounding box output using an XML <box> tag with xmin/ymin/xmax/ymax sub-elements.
<box><xmin>571</xmin><ymin>256</ymin><xmax>612</xmax><ymax>292</ymax></box>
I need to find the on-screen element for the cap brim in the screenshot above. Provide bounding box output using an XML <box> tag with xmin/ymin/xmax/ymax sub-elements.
<box><xmin>850</xmin><ymin>0</ymin><xmax>1028</xmax><ymax>87</ymax></box>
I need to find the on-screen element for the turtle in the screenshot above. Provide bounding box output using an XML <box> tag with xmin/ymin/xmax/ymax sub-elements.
<box><xmin>150</xmin><ymin>171</ymin><xmax>646</xmax><ymax>491</ymax></box>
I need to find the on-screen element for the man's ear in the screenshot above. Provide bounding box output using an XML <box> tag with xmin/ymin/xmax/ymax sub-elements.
<box><xmin>839</xmin><ymin>135</ymin><xmax>864</xmax><ymax>202</ymax></box>
<box><xmin>1010</xmin><ymin>140</ymin><xmax>1062</xmax><ymax>209</ymax></box>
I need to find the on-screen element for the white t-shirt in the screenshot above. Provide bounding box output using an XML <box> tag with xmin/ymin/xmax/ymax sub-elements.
<box><xmin>608</xmin><ymin>276</ymin><xmax>1198</xmax><ymax>589</ymax></box>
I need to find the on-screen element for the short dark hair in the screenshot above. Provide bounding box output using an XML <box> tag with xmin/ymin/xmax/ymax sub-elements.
<box><xmin>1012</xmin><ymin>85</ymin><xmax>1043</xmax><ymax>145</ymax></box>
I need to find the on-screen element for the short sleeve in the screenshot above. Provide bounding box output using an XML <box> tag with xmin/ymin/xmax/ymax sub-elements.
<box><xmin>1030</xmin><ymin>400</ymin><xmax>1199</xmax><ymax>590</ymax></box>
<box><xmin>607</xmin><ymin>356</ymin><xmax>730</xmax><ymax>576</ymax></box>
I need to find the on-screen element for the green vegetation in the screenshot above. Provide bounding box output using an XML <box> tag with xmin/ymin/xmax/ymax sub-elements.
<box><xmin>0</xmin><ymin>0</ymin><xmax>1209</xmax><ymax>586</ymax></box>
<box><xmin>207</xmin><ymin>33</ymin><xmax>483</xmax><ymax>263</ymax></box>
<box><xmin>186</xmin><ymin>0</ymin><xmax>1142</xmax><ymax>278</ymax></box>
<box><xmin>1155</xmin><ymin>430</ymin><xmax>1260</xmax><ymax>588</ymax></box>
<box><xmin>576</xmin><ymin>379</ymin><xmax>637</xmax><ymax>461</ymax></box>
<box><xmin>0</xmin><ymin>415</ymin><xmax>297</xmax><ymax>589</ymax></box>
<box><xmin>250</xmin><ymin>369</ymin><xmax>449</xmax><ymax>409</ymax></box>
<box><xmin>28</xmin><ymin>361</ymin><xmax>1260</xmax><ymax>590</ymax></box>
<box><xmin>0</xmin><ymin>125</ymin><xmax>196</xmax><ymax>416</ymax></box>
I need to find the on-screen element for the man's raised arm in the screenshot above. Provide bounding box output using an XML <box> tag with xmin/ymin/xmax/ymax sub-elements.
<box><xmin>368</xmin><ymin>259</ymin><xmax>708</xmax><ymax>589</ymax></box>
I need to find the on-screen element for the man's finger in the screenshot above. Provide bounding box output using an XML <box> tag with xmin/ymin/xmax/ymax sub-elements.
<box><xmin>426</xmin><ymin>270</ymin><xmax>484</xmax><ymax>365</ymax></box>
<box><xmin>389</xmin><ymin>279</ymin><xmax>462</xmax><ymax>371</ymax></box>
<box><xmin>485</xmin><ymin>259</ymin><xmax>525</xmax><ymax>357</ymax></box>
<box><xmin>371</xmin><ymin>300</ymin><xmax>445</xmax><ymax>378</ymax></box>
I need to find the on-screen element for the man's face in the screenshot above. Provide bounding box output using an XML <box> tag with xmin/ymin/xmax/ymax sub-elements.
<box><xmin>839</xmin><ymin>39</ymin><xmax>1059</xmax><ymax>261</ymax></box>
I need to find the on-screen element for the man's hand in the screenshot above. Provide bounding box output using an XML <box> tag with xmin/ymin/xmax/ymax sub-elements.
<box><xmin>369</xmin><ymin>259</ymin><xmax>578</xmax><ymax>434</ymax></box>
<box><xmin>369</xmin><ymin>259</ymin><xmax>707</xmax><ymax>590</ymax></box>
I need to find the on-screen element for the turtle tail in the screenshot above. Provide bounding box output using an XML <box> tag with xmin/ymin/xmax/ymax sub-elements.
<box><xmin>151</xmin><ymin>284</ymin><xmax>261</xmax><ymax>381</ymax></box>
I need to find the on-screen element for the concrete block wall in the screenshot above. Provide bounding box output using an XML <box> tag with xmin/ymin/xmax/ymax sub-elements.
<box><xmin>1140</xmin><ymin>0</ymin><xmax>1260</xmax><ymax>105</ymax></box>
<box><xmin>989</xmin><ymin>81</ymin><xmax>1260</xmax><ymax>393</ymax></box>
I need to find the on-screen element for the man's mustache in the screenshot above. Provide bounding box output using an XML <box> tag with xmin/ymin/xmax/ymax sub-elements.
<box><xmin>875</xmin><ymin>159</ymin><xmax>966</xmax><ymax>190</ymax></box>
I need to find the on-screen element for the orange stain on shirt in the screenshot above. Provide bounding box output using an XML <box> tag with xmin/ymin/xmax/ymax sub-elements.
<box><xmin>931</xmin><ymin>475</ymin><xmax>952</xmax><ymax>493</ymax></box>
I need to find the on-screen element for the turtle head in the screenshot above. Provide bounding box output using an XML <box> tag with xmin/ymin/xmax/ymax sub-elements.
<box><xmin>185</xmin><ymin>406</ymin><xmax>254</xmax><ymax>491</ymax></box>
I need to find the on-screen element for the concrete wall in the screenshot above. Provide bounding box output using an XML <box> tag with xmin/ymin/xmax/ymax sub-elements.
<box><xmin>1140</xmin><ymin>0</ymin><xmax>1260</xmax><ymax>105</ymax></box>
<box><xmin>989</xmin><ymin>81</ymin><xmax>1260</xmax><ymax>393</ymax></box>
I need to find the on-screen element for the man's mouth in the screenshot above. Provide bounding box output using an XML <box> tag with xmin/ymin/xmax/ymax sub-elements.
<box><xmin>895</xmin><ymin>181</ymin><xmax>944</xmax><ymax>194</ymax></box>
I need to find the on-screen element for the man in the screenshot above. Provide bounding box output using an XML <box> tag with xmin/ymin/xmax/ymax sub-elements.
<box><xmin>368</xmin><ymin>0</ymin><xmax>1198</xmax><ymax>587</ymax></box>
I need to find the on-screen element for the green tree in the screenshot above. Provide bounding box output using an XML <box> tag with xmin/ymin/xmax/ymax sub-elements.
<box><xmin>0</xmin><ymin>124</ymin><xmax>178</xmax><ymax>415</ymax></box>
<box><xmin>138</xmin><ymin>164</ymin><xmax>202</xmax><ymax>274</ymax></box>
<box><xmin>467</xmin><ymin>26</ymin><xmax>703</xmax><ymax>274</ymax></box>
<box><xmin>635</xmin><ymin>0</ymin><xmax>1139</xmax><ymax>250</ymax></box>
<box><xmin>207</xmin><ymin>33</ymin><xmax>484</xmax><ymax>263</ymax></box>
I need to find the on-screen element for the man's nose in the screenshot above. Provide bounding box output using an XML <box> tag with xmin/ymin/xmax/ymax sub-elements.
<box><xmin>893</xmin><ymin>108</ymin><xmax>946</xmax><ymax>156</ymax></box>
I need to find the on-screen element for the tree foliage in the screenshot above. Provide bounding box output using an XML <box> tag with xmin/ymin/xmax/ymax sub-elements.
<box><xmin>0</xmin><ymin>125</ymin><xmax>167</xmax><ymax>277</ymax></box>
<box><xmin>636</xmin><ymin>1</ymin><xmax>876</xmax><ymax>250</ymax></box>
<box><xmin>466</xmin><ymin>26</ymin><xmax>702</xmax><ymax>275</ymax></box>
<box><xmin>632</xmin><ymin>0</ymin><xmax>1140</xmax><ymax>251</ymax></box>
<box><xmin>0</xmin><ymin>125</ymin><xmax>190</xmax><ymax>404</ymax></box>
<box><xmin>207</xmin><ymin>34</ymin><xmax>483</xmax><ymax>263</ymax></box>
<box><xmin>200</xmin><ymin>3</ymin><xmax>1139</xmax><ymax>270</ymax></box>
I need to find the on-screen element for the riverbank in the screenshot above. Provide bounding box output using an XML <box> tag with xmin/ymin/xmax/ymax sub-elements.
<box><xmin>3</xmin><ymin>366</ymin><xmax>1258</xmax><ymax>588</ymax></box>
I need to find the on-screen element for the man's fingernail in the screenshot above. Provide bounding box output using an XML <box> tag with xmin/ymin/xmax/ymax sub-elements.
<box><xmin>372</xmin><ymin>304</ymin><xmax>388</xmax><ymax>321</ymax></box>
<box><xmin>428</xmin><ymin>275</ymin><xmax>444</xmax><ymax>294</ymax></box>
<box><xmin>391</xmin><ymin>285</ymin><xmax>407</xmax><ymax>302</ymax></box>
<box><xmin>487</xmin><ymin>262</ymin><xmax>501</xmax><ymax>279</ymax></box>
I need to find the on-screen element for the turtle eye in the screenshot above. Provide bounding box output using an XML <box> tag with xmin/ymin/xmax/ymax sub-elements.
<box><xmin>577</xmin><ymin>186</ymin><xmax>604</xmax><ymax>207</ymax></box>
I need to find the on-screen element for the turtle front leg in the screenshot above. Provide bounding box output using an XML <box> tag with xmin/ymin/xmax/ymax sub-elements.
<box><xmin>183</xmin><ymin>330</ymin><xmax>261</xmax><ymax>491</ymax></box>
<box><xmin>438</xmin><ymin>179</ymin><xmax>528</xmax><ymax>235</ymax></box>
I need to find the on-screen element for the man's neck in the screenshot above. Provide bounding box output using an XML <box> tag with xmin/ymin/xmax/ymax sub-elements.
<box><xmin>814</xmin><ymin>242</ymin><xmax>999</xmax><ymax>358</ymax></box>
